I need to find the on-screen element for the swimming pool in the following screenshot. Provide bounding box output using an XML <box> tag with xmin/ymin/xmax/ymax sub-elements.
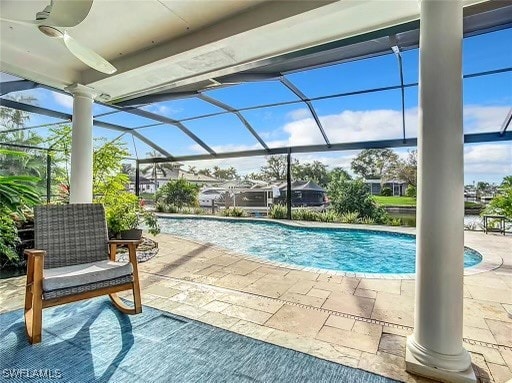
<box><xmin>158</xmin><ymin>217</ymin><xmax>482</xmax><ymax>275</ymax></box>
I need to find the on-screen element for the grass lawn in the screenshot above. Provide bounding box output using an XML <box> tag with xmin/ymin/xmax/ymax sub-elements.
<box><xmin>373</xmin><ymin>196</ymin><xmax>484</xmax><ymax>210</ymax></box>
<box><xmin>373</xmin><ymin>196</ymin><xmax>417</xmax><ymax>207</ymax></box>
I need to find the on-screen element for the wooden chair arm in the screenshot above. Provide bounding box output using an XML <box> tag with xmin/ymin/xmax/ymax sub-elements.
<box><xmin>24</xmin><ymin>249</ymin><xmax>46</xmax><ymax>258</ymax></box>
<box><xmin>108</xmin><ymin>240</ymin><xmax>140</xmax><ymax>265</ymax></box>
<box><xmin>108</xmin><ymin>240</ymin><xmax>142</xmax><ymax>245</ymax></box>
<box><xmin>24</xmin><ymin>249</ymin><xmax>44</xmax><ymax>291</ymax></box>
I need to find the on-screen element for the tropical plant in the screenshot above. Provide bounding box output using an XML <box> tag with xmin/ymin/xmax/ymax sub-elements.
<box><xmin>221</xmin><ymin>207</ymin><xmax>247</xmax><ymax>217</ymax></box>
<box><xmin>339</xmin><ymin>211</ymin><xmax>360</xmax><ymax>223</ymax></box>
<box><xmin>141</xmin><ymin>150</ymin><xmax>177</xmax><ymax>192</ymax></box>
<box><xmin>484</xmin><ymin>175</ymin><xmax>512</xmax><ymax>219</ymax></box>
<box><xmin>292</xmin><ymin>208</ymin><xmax>320</xmax><ymax>221</ymax></box>
<box><xmin>155</xmin><ymin>178</ymin><xmax>199</xmax><ymax>208</ymax></box>
<box><xmin>269</xmin><ymin>204</ymin><xmax>287</xmax><ymax>219</ymax></box>
<box><xmin>317</xmin><ymin>210</ymin><xmax>340</xmax><ymax>222</ymax></box>
<box><xmin>0</xmin><ymin>212</ymin><xmax>20</xmax><ymax>264</ymax></box>
<box><xmin>327</xmin><ymin>175</ymin><xmax>388</xmax><ymax>223</ymax></box>
<box><xmin>0</xmin><ymin>175</ymin><xmax>41</xmax><ymax>213</ymax></box>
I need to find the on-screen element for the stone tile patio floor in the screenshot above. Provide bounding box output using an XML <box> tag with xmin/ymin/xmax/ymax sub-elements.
<box><xmin>1</xmin><ymin>230</ymin><xmax>510</xmax><ymax>383</ymax></box>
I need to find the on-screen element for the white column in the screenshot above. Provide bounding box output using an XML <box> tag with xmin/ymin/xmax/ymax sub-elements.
<box><xmin>66</xmin><ymin>84</ymin><xmax>97</xmax><ymax>204</ymax></box>
<box><xmin>405</xmin><ymin>1</ymin><xmax>475</xmax><ymax>382</ymax></box>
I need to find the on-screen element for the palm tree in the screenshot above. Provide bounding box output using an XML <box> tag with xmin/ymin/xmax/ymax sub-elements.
<box><xmin>141</xmin><ymin>150</ymin><xmax>177</xmax><ymax>193</ymax></box>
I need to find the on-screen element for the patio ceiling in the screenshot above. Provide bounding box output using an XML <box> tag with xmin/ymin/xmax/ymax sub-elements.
<box><xmin>1</xmin><ymin>0</ymin><xmax>511</xmax><ymax>162</ymax></box>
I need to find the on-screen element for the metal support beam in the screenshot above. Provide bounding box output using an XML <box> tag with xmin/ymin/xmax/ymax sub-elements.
<box><xmin>135</xmin><ymin>160</ymin><xmax>140</xmax><ymax>197</ymax></box>
<box><xmin>197</xmin><ymin>94</ymin><xmax>270</xmax><ymax>151</ymax></box>
<box><xmin>116</xmin><ymin>91</ymin><xmax>198</xmax><ymax>107</ymax></box>
<box><xmin>0</xmin><ymin>80</ymin><xmax>38</xmax><ymax>96</ymax></box>
<box><xmin>0</xmin><ymin>98</ymin><xmax>71</xmax><ymax>120</ymax></box>
<box><xmin>0</xmin><ymin>142</ymin><xmax>54</xmax><ymax>151</ymax></box>
<box><xmin>122</xmin><ymin>107</ymin><xmax>217</xmax><ymax>156</ymax></box>
<box><xmin>0</xmin><ymin>98</ymin><xmax>171</xmax><ymax>158</ymax></box>
<box><xmin>390</xmin><ymin>39</ymin><xmax>407</xmax><ymax>143</ymax></box>
<box><xmin>46</xmin><ymin>153</ymin><xmax>51</xmax><ymax>203</ymax></box>
<box><xmin>137</xmin><ymin>131</ymin><xmax>512</xmax><ymax>164</ymax></box>
<box><xmin>500</xmin><ymin>108</ymin><xmax>512</xmax><ymax>136</ymax></box>
<box><xmin>92</xmin><ymin>120</ymin><xmax>173</xmax><ymax>158</ymax></box>
<box><xmin>286</xmin><ymin>149</ymin><xmax>292</xmax><ymax>220</ymax></box>
<box><xmin>280</xmin><ymin>77</ymin><xmax>331</xmax><ymax>147</ymax></box>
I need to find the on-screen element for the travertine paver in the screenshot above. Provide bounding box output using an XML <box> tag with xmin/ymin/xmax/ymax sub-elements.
<box><xmin>1</xmin><ymin>228</ymin><xmax>511</xmax><ymax>383</ymax></box>
<box><xmin>324</xmin><ymin>314</ymin><xmax>355</xmax><ymax>330</ymax></box>
<box><xmin>221</xmin><ymin>304</ymin><xmax>272</xmax><ymax>324</ymax></box>
<box><xmin>486</xmin><ymin>318</ymin><xmax>512</xmax><ymax>345</ymax></box>
<box><xmin>316</xmin><ymin>325</ymin><xmax>381</xmax><ymax>354</ymax></box>
<box><xmin>264</xmin><ymin>304</ymin><xmax>329</xmax><ymax>337</ymax></box>
<box><xmin>322</xmin><ymin>292</ymin><xmax>375</xmax><ymax>317</ymax></box>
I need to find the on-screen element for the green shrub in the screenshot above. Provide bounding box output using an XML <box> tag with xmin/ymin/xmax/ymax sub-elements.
<box><xmin>155</xmin><ymin>179</ymin><xmax>199</xmax><ymax>208</ymax></box>
<box><xmin>339</xmin><ymin>211</ymin><xmax>360</xmax><ymax>223</ymax></box>
<box><xmin>292</xmin><ymin>208</ymin><xmax>320</xmax><ymax>221</ymax></box>
<box><xmin>0</xmin><ymin>212</ymin><xmax>20</xmax><ymax>265</ymax></box>
<box><xmin>359</xmin><ymin>216</ymin><xmax>376</xmax><ymax>225</ymax></box>
<box><xmin>380</xmin><ymin>187</ymin><xmax>392</xmax><ymax>196</ymax></box>
<box><xmin>483</xmin><ymin>177</ymin><xmax>512</xmax><ymax>219</ymax></box>
<box><xmin>327</xmin><ymin>177</ymin><xmax>388</xmax><ymax>223</ymax></box>
<box><xmin>317</xmin><ymin>210</ymin><xmax>339</xmax><ymax>222</ymax></box>
<box><xmin>405</xmin><ymin>185</ymin><xmax>416</xmax><ymax>198</ymax></box>
<box><xmin>386</xmin><ymin>217</ymin><xmax>402</xmax><ymax>226</ymax></box>
<box><xmin>269</xmin><ymin>204</ymin><xmax>287</xmax><ymax>219</ymax></box>
<box><xmin>221</xmin><ymin>207</ymin><xmax>247</xmax><ymax>217</ymax></box>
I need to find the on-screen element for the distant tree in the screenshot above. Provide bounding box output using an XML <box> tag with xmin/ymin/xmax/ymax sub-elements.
<box><xmin>350</xmin><ymin>149</ymin><xmax>399</xmax><ymax>185</ymax></box>
<box><xmin>476</xmin><ymin>181</ymin><xmax>490</xmax><ymax>192</ymax></box>
<box><xmin>197</xmin><ymin>168</ymin><xmax>212</xmax><ymax>177</ymax></box>
<box><xmin>260</xmin><ymin>155</ymin><xmax>299</xmax><ymax>181</ymax></box>
<box><xmin>187</xmin><ymin>165</ymin><xmax>198</xmax><ymax>175</ymax></box>
<box><xmin>142</xmin><ymin>150</ymin><xmax>176</xmax><ymax>192</ymax></box>
<box><xmin>292</xmin><ymin>161</ymin><xmax>329</xmax><ymax>186</ymax></box>
<box><xmin>121</xmin><ymin>163</ymin><xmax>135</xmax><ymax>177</ymax></box>
<box><xmin>212</xmin><ymin>166</ymin><xmax>238</xmax><ymax>180</ymax></box>
<box><xmin>328</xmin><ymin>167</ymin><xmax>352</xmax><ymax>184</ymax></box>
<box><xmin>244</xmin><ymin>172</ymin><xmax>266</xmax><ymax>182</ymax></box>
<box><xmin>388</xmin><ymin>150</ymin><xmax>417</xmax><ymax>187</ymax></box>
<box><xmin>502</xmin><ymin>176</ymin><xmax>512</xmax><ymax>188</ymax></box>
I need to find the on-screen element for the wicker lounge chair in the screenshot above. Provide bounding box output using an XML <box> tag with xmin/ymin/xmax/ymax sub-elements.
<box><xmin>24</xmin><ymin>204</ymin><xmax>142</xmax><ymax>344</ymax></box>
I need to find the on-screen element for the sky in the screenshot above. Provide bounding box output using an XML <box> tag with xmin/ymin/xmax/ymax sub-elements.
<box><xmin>1</xmin><ymin>28</ymin><xmax>511</xmax><ymax>184</ymax></box>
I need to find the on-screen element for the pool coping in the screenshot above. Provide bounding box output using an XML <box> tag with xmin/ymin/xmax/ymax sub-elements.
<box><xmin>155</xmin><ymin>213</ymin><xmax>503</xmax><ymax>280</ymax></box>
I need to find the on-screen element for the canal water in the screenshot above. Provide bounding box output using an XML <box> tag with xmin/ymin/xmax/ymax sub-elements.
<box><xmin>389</xmin><ymin>212</ymin><xmax>483</xmax><ymax>228</ymax></box>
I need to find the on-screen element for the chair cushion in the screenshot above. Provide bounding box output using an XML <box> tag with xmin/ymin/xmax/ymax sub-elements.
<box><xmin>43</xmin><ymin>260</ymin><xmax>133</xmax><ymax>292</ymax></box>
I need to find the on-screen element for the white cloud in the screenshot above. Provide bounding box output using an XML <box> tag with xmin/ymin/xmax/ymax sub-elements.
<box><xmin>52</xmin><ymin>93</ymin><xmax>73</xmax><ymax>110</ymax></box>
<box><xmin>464</xmin><ymin>105</ymin><xmax>510</xmax><ymax>133</ymax></box>
<box><xmin>464</xmin><ymin>143</ymin><xmax>512</xmax><ymax>175</ymax></box>
<box><xmin>177</xmin><ymin>105</ymin><xmax>509</xmax><ymax>182</ymax></box>
<box><xmin>287</xmin><ymin>108</ymin><xmax>311</xmax><ymax>121</ymax></box>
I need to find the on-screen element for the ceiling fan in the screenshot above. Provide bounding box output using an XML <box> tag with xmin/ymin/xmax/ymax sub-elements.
<box><xmin>1</xmin><ymin>0</ymin><xmax>116</xmax><ymax>74</ymax></box>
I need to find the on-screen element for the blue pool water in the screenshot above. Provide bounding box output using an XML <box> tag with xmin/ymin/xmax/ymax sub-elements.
<box><xmin>159</xmin><ymin>217</ymin><xmax>482</xmax><ymax>274</ymax></box>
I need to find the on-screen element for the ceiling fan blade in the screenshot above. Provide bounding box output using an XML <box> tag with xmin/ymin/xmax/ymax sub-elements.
<box><xmin>44</xmin><ymin>0</ymin><xmax>94</xmax><ymax>28</ymax></box>
<box><xmin>0</xmin><ymin>18</ymin><xmax>39</xmax><ymax>27</ymax></box>
<box><xmin>62</xmin><ymin>32</ymin><xmax>116</xmax><ymax>74</ymax></box>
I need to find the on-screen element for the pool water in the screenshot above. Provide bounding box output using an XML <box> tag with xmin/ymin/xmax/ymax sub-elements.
<box><xmin>159</xmin><ymin>217</ymin><xmax>482</xmax><ymax>274</ymax></box>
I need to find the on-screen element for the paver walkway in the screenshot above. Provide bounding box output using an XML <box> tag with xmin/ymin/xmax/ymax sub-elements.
<box><xmin>1</xmin><ymin>228</ymin><xmax>510</xmax><ymax>383</ymax></box>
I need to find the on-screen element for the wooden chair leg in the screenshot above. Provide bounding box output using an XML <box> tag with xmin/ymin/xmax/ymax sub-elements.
<box><xmin>109</xmin><ymin>242</ymin><xmax>142</xmax><ymax>315</ymax></box>
<box><xmin>25</xmin><ymin>293</ymin><xmax>43</xmax><ymax>344</ymax></box>
<box><xmin>109</xmin><ymin>291</ymin><xmax>140</xmax><ymax>315</ymax></box>
<box><xmin>25</xmin><ymin>252</ymin><xmax>43</xmax><ymax>344</ymax></box>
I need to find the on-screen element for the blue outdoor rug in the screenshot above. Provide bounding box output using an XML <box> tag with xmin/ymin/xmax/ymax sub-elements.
<box><xmin>0</xmin><ymin>298</ymin><xmax>400</xmax><ymax>383</ymax></box>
